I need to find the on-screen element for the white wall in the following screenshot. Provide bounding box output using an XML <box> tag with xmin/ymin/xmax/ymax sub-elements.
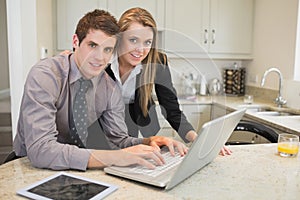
<box><xmin>7</xmin><ymin>0</ymin><xmax>54</xmax><ymax>138</ymax></box>
<box><xmin>243</xmin><ymin>0</ymin><xmax>299</xmax><ymax>108</ymax></box>
<box><xmin>245</xmin><ymin>0</ymin><xmax>298</xmax><ymax>86</ymax></box>
<box><xmin>37</xmin><ymin>0</ymin><xmax>54</xmax><ymax>58</ymax></box>
<box><xmin>7</xmin><ymin>0</ymin><xmax>38</xmax><ymax>138</ymax></box>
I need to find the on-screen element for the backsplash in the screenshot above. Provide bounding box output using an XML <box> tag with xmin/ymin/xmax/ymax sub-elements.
<box><xmin>167</xmin><ymin>57</ymin><xmax>242</xmax><ymax>97</ymax></box>
<box><xmin>246</xmin><ymin>81</ymin><xmax>300</xmax><ymax>110</ymax></box>
<box><xmin>245</xmin><ymin>85</ymin><xmax>277</xmax><ymax>103</ymax></box>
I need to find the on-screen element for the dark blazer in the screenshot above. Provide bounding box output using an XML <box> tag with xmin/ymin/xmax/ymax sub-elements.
<box><xmin>106</xmin><ymin>53</ymin><xmax>194</xmax><ymax>143</ymax></box>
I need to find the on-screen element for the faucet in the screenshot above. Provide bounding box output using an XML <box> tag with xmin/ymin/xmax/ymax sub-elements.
<box><xmin>261</xmin><ymin>67</ymin><xmax>287</xmax><ymax>107</ymax></box>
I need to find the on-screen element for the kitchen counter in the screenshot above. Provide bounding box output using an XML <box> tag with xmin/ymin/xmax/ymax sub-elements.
<box><xmin>1</xmin><ymin>144</ymin><xmax>299</xmax><ymax>199</ymax></box>
<box><xmin>0</xmin><ymin>144</ymin><xmax>300</xmax><ymax>200</ymax></box>
<box><xmin>220</xmin><ymin>96</ymin><xmax>300</xmax><ymax>135</ymax></box>
<box><xmin>178</xmin><ymin>95</ymin><xmax>300</xmax><ymax>135</ymax></box>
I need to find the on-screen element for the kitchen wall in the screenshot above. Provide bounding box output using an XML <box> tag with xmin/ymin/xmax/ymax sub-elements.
<box><xmin>242</xmin><ymin>0</ymin><xmax>300</xmax><ymax>109</ymax></box>
<box><xmin>36</xmin><ymin>0</ymin><xmax>54</xmax><ymax>59</ymax></box>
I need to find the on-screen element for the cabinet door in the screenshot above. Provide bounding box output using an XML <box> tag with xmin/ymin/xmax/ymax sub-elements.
<box><xmin>165</xmin><ymin>0</ymin><xmax>208</xmax><ymax>55</ymax></box>
<box><xmin>107</xmin><ymin>0</ymin><xmax>164</xmax><ymax>29</ymax></box>
<box><xmin>181</xmin><ymin>104</ymin><xmax>211</xmax><ymax>133</ymax></box>
<box><xmin>57</xmin><ymin>0</ymin><xmax>107</xmax><ymax>50</ymax></box>
<box><xmin>155</xmin><ymin>104</ymin><xmax>211</xmax><ymax>140</ymax></box>
<box><xmin>209</xmin><ymin>0</ymin><xmax>253</xmax><ymax>54</ymax></box>
<box><xmin>155</xmin><ymin>105</ymin><xmax>175</xmax><ymax>138</ymax></box>
<box><xmin>164</xmin><ymin>0</ymin><xmax>253</xmax><ymax>58</ymax></box>
<box><xmin>210</xmin><ymin>104</ymin><xmax>228</xmax><ymax>120</ymax></box>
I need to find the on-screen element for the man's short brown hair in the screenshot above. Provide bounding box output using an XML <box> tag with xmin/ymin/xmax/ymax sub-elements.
<box><xmin>75</xmin><ymin>9</ymin><xmax>119</xmax><ymax>46</ymax></box>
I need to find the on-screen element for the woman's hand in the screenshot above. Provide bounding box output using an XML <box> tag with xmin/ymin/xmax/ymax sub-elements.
<box><xmin>143</xmin><ymin>136</ymin><xmax>188</xmax><ymax>156</ymax></box>
<box><xmin>219</xmin><ymin>146</ymin><xmax>232</xmax><ymax>156</ymax></box>
<box><xmin>185</xmin><ymin>130</ymin><xmax>198</xmax><ymax>142</ymax></box>
<box><xmin>185</xmin><ymin>131</ymin><xmax>232</xmax><ymax>156</ymax></box>
<box><xmin>59</xmin><ymin>49</ymin><xmax>72</xmax><ymax>56</ymax></box>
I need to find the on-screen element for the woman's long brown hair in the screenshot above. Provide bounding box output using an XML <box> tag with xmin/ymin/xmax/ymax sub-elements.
<box><xmin>118</xmin><ymin>7</ymin><xmax>166</xmax><ymax>117</ymax></box>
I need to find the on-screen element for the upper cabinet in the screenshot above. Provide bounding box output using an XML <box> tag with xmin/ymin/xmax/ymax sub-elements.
<box><xmin>107</xmin><ymin>0</ymin><xmax>164</xmax><ymax>30</ymax></box>
<box><xmin>57</xmin><ymin>0</ymin><xmax>254</xmax><ymax>59</ymax></box>
<box><xmin>164</xmin><ymin>0</ymin><xmax>254</xmax><ymax>59</ymax></box>
<box><xmin>57</xmin><ymin>0</ymin><xmax>107</xmax><ymax>50</ymax></box>
<box><xmin>56</xmin><ymin>0</ymin><xmax>163</xmax><ymax>50</ymax></box>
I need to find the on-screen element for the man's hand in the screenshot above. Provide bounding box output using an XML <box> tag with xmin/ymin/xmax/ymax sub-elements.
<box><xmin>88</xmin><ymin>147</ymin><xmax>164</xmax><ymax>169</ymax></box>
<box><xmin>122</xmin><ymin>144</ymin><xmax>165</xmax><ymax>164</ymax></box>
<box><xmin>143</xmin><ymin>136</ymin><xmax>188</xmax><ymax>156</ymax></box>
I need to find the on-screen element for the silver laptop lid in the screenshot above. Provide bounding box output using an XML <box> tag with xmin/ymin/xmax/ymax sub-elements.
<box><xmin>166</xmin><ymin>108</ymin><xmax>246</xmax><ymax>190</ymax></box>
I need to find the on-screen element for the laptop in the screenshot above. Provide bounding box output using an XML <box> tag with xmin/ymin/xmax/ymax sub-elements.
<box><xmin>104</xmin><ymin>109</ymin><xmax>246</xmax><ymax>190</ymax></box>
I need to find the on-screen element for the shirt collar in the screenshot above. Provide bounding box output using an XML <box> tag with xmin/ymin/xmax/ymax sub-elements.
<box><xmin>69</xmin><ymin>54</ymin><xmax>81</xmax><ymax>84</ymax></box>
<box><xmin>69</xmin><ymin>53</ymin><xmax>103</xmax><ymax>88</ymax></box>
<box><xmin>110</xmin><ymin>53</ymin><xmax>142</xmax><ymax>85</ymax></box>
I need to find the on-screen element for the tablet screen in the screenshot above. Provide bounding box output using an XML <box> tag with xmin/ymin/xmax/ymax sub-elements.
<box><xmin>17</xmin><ymin>172</ymin><xmax>118</xmax><ymax>200</ymax></box>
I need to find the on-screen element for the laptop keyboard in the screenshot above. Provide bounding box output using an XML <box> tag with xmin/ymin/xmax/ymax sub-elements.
<box><xmin>129</xmin><ymin>150</ymin><xmax>184</xmax><ymax>177</ymax></box>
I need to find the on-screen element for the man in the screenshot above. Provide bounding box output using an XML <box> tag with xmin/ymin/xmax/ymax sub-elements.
<box><xmin>13</xmin><ymin>9</ymin><xmax>187</xmax><ymax>171</ymax></box>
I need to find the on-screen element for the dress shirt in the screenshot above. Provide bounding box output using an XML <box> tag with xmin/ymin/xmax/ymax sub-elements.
<box><xmin>110</xmin><ymin>54</ymin><xmax>142</xmax><ymax>104</ymax></box>
<box><xmin>13</xmin><ymin>54</ymin><xmax>143</xmax><ymax>171</ymax></box>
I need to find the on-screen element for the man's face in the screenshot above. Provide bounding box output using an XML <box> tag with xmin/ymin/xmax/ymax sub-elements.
<box><xmin>73</xmin><ymin>29</ymin><xmax>116</xmax><ymax>79</ymax></box>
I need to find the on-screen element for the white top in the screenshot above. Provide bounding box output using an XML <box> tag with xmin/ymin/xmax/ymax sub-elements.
<box><xmin>110</xmin><ymin>54</ymin><xmax>142</xmax><ymax>104</ymax></box>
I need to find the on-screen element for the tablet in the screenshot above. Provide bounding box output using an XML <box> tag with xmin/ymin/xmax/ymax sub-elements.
<box><xmin>17</xmin><ymin>172</ymin><xmax>118</xmax><ymax>200</ymax></box>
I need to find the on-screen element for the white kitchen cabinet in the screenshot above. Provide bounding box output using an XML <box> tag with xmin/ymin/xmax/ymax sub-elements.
<box><xmin>107</xmin><ymin>0</ymin><xmax>165</xmax><ymax>29</ymax></box>
<box><xmin>57</xmin><ymin>0</ymin><xmax>107</xmax><ymax>50</ymax></box>
<box><xmin>56</xmin><ymin>0</ymin><xmax>164</xmax><ymax>50</ymax></box>
<box><xmin>180</xmin><ymin>104</ymin><xmax>211</xmax><ymax>132</ymax></box>
<box><xmin>156</xmin><ymin>104</ymin><xmax>211</xmax><ymax>142</ymax></box>
<box><xmin>165</xmin><ymin>0</ymin><xmax>254</xmax><ymax>59</ymax></box>
<box><xmin>210</xmin><ymin>103</ymin><xmax>229</xmax><ymax>120</ymax></box>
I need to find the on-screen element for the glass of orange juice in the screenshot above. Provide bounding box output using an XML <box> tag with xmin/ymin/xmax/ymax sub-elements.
<box><xmin>277</xmin><ymin>133</ymin><xmax>299</xmax><ymax>157</ymax></box>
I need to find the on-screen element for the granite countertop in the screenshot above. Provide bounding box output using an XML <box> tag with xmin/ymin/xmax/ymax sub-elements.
<box><xmin>0</xmin><ymin>144</ymin><xmax>299</xmax><ymax>199</ymax></box>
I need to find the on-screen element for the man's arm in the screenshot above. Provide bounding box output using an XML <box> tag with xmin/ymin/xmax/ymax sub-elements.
<box><xmin>20</xmin><ymin>63</ymin><xmax>90</xmax><ymax>170</ymax></box>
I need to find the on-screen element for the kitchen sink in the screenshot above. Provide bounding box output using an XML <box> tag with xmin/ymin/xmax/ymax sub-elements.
<box><xmin>256</xmin><ymin>110</ymin><xmax>296</xmax><ymax>116</ymax></box>
<box><xmin>238</xmin><ymin>105</ymin><xmax>300</xmax><ymax>116</ymax></box>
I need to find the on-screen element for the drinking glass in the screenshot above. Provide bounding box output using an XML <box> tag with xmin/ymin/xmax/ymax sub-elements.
<box><xmin>277</xmin><ymin>133</ymin><xmax>299</xmax><ymax>157</ymax></box>
<box><xmin>243</xmin><ymin>94</ymin><xmax>253</xmax><ymax>104</ymax></box>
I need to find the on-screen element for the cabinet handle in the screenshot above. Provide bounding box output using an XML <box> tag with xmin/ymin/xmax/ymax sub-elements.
<box><xmin>212</xmin><ymin>29</ymin><xmax>216</xmax><ymax>44</ymax></box>
<box><xmin>204</xmin><ymin>29</ymin><xmax>208</xmax><ymax>44</ymax></box>
<box><xmin>191</xmin><ymin>112</ymin><xmax>203</xmax><ymax>115</ymax></box>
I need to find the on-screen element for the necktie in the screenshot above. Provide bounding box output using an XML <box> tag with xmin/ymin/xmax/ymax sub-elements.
<box><xmin>71</xmin><ymin>78</ymin><xmax>91</xmax><ymax>147</ymax></box>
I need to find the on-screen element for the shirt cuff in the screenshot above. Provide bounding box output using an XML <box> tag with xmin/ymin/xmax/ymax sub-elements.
<box><xmin>70</xmin><ymin>148</ymin><xmax>91</xmax><ymax>171</ymax></box>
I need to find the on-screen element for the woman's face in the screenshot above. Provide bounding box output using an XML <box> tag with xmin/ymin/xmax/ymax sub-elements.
<box><xmin>118</xmin><ymin>22</ymin><xmax>154</xmax><ymax>67</ymax></box>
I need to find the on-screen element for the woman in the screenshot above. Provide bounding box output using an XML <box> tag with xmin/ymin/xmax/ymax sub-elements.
<box><xmin>105</xmin><ymin>7</ymin><xmax>195</xmax><ymax>143</ymax></box>
<box><xmin>107</xmin><ymin>7</ymin><xmax>231</xmax><ymax>155</ymax></box>
<box><xmin>107</xmin><ymin>7</ymin><xmax>230</xmax><ymax>155</ymax></box>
